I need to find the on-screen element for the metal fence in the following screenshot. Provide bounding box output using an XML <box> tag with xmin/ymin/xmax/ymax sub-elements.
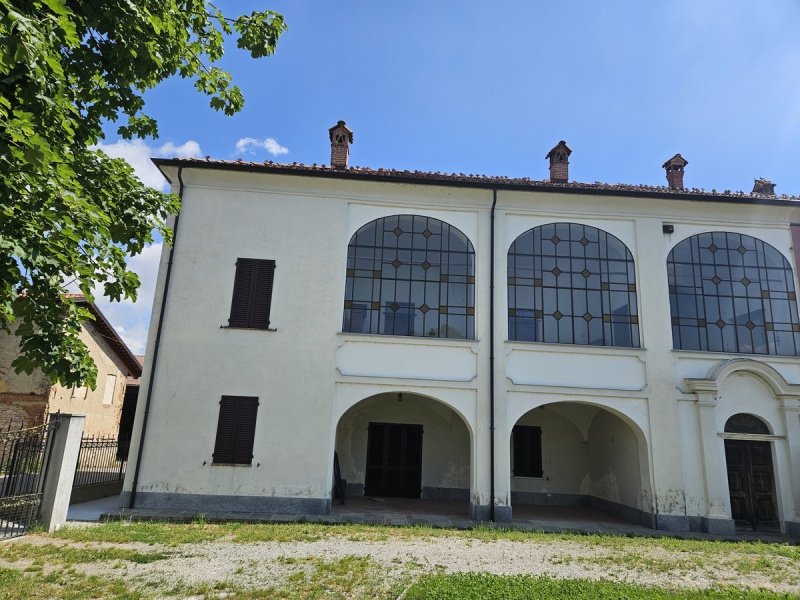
<box><xmin>73</xmin><ymin>435</ymin><xmax>127</xmax><ymax>488</ymax></box>
<box><xmin>0</xmin><ymin>420</ymin><xmax>57</xmax><ymax>539</ymax></box>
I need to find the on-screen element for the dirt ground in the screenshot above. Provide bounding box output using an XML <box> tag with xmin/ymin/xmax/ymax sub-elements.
<box><xmin>4</xmin><ymin>529</ymin><xmax>799</xmax><ymax>597</ymax></box>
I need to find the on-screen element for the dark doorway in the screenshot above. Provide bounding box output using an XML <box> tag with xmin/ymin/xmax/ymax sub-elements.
<box><xmin>116</xmin><ymin>384</ymin><xmax>139</xmax><ymax>460</ymax></box>
<box><xmin>364</xmin><ymin>422</ymin><xmax>423</xmax><ymax>498</ymax></box>
<box><xmin>725</xmin><ymin>439</ymin><xmax>779</xmax><ymax>531</ymax></box>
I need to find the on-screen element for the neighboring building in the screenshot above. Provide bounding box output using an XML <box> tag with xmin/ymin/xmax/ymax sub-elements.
<box><xmin>0</xmin><ymin>295</ymin><xmax>143</xmax><ymax>437</ymax></box>
<box><xmin>123</xmin><ymin>122</ymin><xmax>800</xmax><ymax>537</ymax></box>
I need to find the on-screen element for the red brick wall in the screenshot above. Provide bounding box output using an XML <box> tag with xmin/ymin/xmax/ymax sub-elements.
<box><xmin>0</xmin><ymin>393</ymin><xmax>48</xmax><ymax>430</ymax></box>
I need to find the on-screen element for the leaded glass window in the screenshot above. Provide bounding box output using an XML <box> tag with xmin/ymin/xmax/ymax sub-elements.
<box><xmin>508</xmin><ymin>223</ymin><xmax>640</xmax><ymax>347</ymax></box>
<box><xmin>343</xmin><ymin>215</ymin><xmax>475</xmax><ymax>339</ymax></box>
<box><xmin>725</xmin><ymin>413</ymin><xmax>770</xmax><ymax>435</ymax></box>
<box><xmin>667</xmin><ymin>232</ymin><xmax>800</xmax><ymax>355</ymax></box>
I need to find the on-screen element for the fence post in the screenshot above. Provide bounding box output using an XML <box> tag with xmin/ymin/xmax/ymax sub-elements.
<box><xmin>39</xmin><ymin>414</ymin><xmax>84</xmax><ymax>532</ymax></box>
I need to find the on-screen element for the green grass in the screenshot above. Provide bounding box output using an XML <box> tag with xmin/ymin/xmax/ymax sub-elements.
<box><xmin>53</xmin><ymin>521</ymin><xmax>800</xmax><ymax>558</ymax></box>
<box><xmin>0</xmin><ymin>542</ymin><xmax>171</xmax><ymax>565</ymax></box>
<box><xmin>0</xmin><ymin>566</ymin><xmax>140</xmax><ymax>600</ymax></box>
<box><xmin>7</xmin><ymin>522</ymin><xmax>797</xmax><ymax>598</ymax></box>
<box><xmin>173</xmin><ymin>555</ymin><xmax>408</xmax><ymax>600</ymax></box>
<box><xmin>403</xmin><ymin>573</ymin><xmax>798</xmax><ymax>599</ymax></box>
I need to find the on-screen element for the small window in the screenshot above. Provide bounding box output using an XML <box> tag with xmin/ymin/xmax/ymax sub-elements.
<box><xmin>229</xmin><ymin>258</ymin><xmax>276</xmax><ymax>329</ymax></box>
<box><xmin>102</xmin><ymin>374</ymin><xmax>117</xmax><ymax>405</ymax></box>
<box><xmin>213</xmin><ymin>396</ymin><xmax>259</xmax><ymax>465</ymax></box>
<box><xmin>512</xmin><ymin>425</ymin><xmax>543</xmax><ymax>477</ymax></box>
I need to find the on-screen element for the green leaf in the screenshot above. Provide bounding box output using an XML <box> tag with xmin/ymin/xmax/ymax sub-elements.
<box><xmin>0</xmin><ymin>0</ymin><xmax>285</xmax><ymax>387</ymax></box>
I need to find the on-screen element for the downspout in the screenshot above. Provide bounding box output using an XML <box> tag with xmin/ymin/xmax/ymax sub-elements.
<box><xmin>489</xmin><ymin>188</ymin><xmax>497</xmax><ymax>522</ymax></box>
<box><xmin>128</xmin><ymin>167</ymin><xmax>184</xmax><ymax>508</ymax></box>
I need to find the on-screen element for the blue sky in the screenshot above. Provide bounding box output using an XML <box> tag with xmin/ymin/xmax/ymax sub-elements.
<box><xmin>95</xmin><ymin>0</ymin><xmax>800</xmax><ymax>353</ymax></box>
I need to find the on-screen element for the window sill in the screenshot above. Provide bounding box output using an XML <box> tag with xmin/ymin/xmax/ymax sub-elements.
<box><xmin>672</xmin><ymin>349</ymin><xmax>800</xmax><ymax>360</ymax></box>
<box><xmin>338</xmin><ymin>331</ymin><xmax>477</xmax><ymax>344</ymax></box>
<box><xmin>220</xmin><ymin>325</ymin><xmax>277</xmax><ymax>332</ymax></box>
<box><xmin>210</xmin><ymin>462</ymin><xmax>253</xmax><ymax>467</ymax></box>
<box><xmin>512</xmin><ymin>475</ymin><xmax>544</xmax><ymax>479</ymax></box>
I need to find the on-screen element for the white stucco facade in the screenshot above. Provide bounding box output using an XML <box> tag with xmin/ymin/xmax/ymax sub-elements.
<box><xmin>123</xmin><ymin>161</ymin><xmax>800</xmax><ymax>535</ymax></box>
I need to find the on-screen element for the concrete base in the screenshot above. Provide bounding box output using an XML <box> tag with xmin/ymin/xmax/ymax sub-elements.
<box><xmin>701</xmin><ymin>516</ymin><xmax>736</xmax><ymax>536</ymax></box>
<box><xmin>655</xmin><ymin>513</ymin><xmax>690</xmax><ymax>532</ymax></box>
<box><xmin>70</xmin><ymin>480</ymin><xmax>124</xmax><ymax>505</ymax></box>
<box><xmin>786</xmin><ymin>521</ymin><xmax>800</xmax><ymax>539</ymax></box>
<box><xmin>469</xmin><ymin>503</ymin><xmax>512</xmax><ymax>522</ymax></box>
<box><xmin>120</xmin><ymin>491</ymin><xmax>331</xmax><ymax>515</ymax></box>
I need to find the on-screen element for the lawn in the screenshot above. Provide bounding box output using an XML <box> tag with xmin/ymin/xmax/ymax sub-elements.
<box><xmin>0</xmin><ymin>521</ymin><xmax>796</xmax><ymax>599</ymax></box>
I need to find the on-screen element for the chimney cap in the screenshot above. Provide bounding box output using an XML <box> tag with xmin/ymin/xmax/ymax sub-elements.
<box><xmin>329</xmin><ymin>120</ymin><xmax>354</xmax><ymax>143</ymax></box>
<box><xmin>546</xmin><ymin>140</ymin><xmax>572</xmax><ymax>160</ymax></box>
<box><xmin>662</xmin><ymin>153</ymin><xmax>688</xmax><ymax>169</ymax></box>
<box><xmin>752</xmin><ymin>178</ymin><xmax>776</xmax><ymax>195</ymax></box>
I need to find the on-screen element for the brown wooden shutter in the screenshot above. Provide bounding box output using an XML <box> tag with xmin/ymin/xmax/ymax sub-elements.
<box><xmin>251</xmin><ymin>260</ymin><xmax>275</xmax><ymax>329</ymax></box>
<box><xmin>512</xmin><ymin>425</ymin><xmax>542</xmax><ymax>477</ymax></box>
<box><xmin>228</xmin><ymin>258</ymin><xmax>275</xmax><ymax>328</ymax></box>
<box><xmin>213</xmin><ymin>396</ymin><xmax>259</xmax><ymax>464</ymax></box>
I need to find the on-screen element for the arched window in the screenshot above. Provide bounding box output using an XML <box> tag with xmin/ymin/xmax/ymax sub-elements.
<box><xmin>343</xmin><ymin>215</ymin><xmax>475</xmax><ymax>339</ymax></box>
<box><xmin>667</xmin><ymin>232</ymin><xmax>800</xmax><ymax>355</ymax></box>
<box><xmin>725</xmin><ymin>414</ymin><xmax>770</xmax><ymax>435</ymax></box>
<box><xmin>508</xmin><ymin>223</ymin><xmax>640</xmax><ymax>347</ymax></box>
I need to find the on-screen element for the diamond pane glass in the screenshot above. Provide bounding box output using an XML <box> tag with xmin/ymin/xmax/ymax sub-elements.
<box><xmin>343</xmin><ymin>215</ymin><xmax>475</xmax><ymax>339</ymax></box>
<box><xmin>667</xmin><ymin>232</ymin><xmax>800</xmax><ymax>355</ymax></box>
<box><xmin>508</xmin><ymin>223</ymin><xmax>640</xmax><ymax>347</ymax></box>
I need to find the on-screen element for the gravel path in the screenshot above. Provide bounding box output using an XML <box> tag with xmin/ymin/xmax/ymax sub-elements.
<box><xmin>10</xmin><ymin>534</ymin><xmax>797</xmax><ymax>595</ymax></box>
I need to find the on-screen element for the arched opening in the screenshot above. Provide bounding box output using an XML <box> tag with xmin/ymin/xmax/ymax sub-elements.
<box><xmin>333</xmin><ymin>392</ymin><xmax>473</xmax><ymax>518</ymax></box>
<box><xmin>723</xmin><ymin>413</ymin><xmax>779</xmax><ymax>532</ymax></box>
<box><xmin>510</xmin><ymin>402</ymin><xmax>652</xmax><ymax>526</ymax></box>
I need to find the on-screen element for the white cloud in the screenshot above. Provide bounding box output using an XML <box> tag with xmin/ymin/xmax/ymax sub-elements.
<box><xmin>159</xmin><ymin>140</ymin><xmax>202</xmax><ymax>159</ymax></box>
<box><xmin>235</xmin><ymin>136</ymin><xmax>289</xmax><ymax>156</ymax></box>
<box><xmin>92</xmin><ymin>242</ymin><xmax>163</xmax><ymax>355</ymax></box>
<box><xmin>92</xmin><ymin>139</ymin><xmax>203</xmax><ymax>190</ymax></box>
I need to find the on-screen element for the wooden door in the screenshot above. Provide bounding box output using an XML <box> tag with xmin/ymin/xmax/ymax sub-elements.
<box><xmin>364</xmin><ymin>423</ymin><xmax>423</xmax><ymax>498</ymax></box>
<box><xmin>725</xmin><ymin>440</ymin><xmax>779</xmax><ymax>531</ymax></box>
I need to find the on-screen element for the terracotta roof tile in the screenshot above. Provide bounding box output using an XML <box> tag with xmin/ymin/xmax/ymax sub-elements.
<box><xmin>153</xmin><ymin>158</ymin><xmax>800</xmax><ymax>206</ymax></box>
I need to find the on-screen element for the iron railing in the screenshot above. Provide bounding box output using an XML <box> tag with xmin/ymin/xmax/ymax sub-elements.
<box><xmin>73</xmin><ymin>435</ymin><xmax>126</xmax><ymax>488</ymax></box>
<box><xmin>0</xmin><ymin>420</ymin><xmax>57</xmax><ymax>539</ymax></box>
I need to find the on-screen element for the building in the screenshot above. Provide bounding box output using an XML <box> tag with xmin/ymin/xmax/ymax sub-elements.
<box><xmin>0</xmin><ymin>295</ymin><xmax>143</xmax><ymax>437</ymax></box>
<box><xmin>122</xmin><ymin>122</ymin><xmax>800</xmax><ymax>537</ymax></box>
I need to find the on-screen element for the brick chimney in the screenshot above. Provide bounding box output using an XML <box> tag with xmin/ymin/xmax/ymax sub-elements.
<box><xmin>329</xmin><ymin>120</ymin><xmax>353</xmax><ymax>169</ymax></box>
<box><xmin>752</xmin><ymin>178</ymin><xmax>776</xmax><ymax>195</ymax></box>
<box><xmin>546</xmin><ymin>140</ymin><xmax>571</xmax><ymax>183</ymax></box>
<box><xmin>662</xmin><ymin>154</ymin><xmax>688</xmax><ymax>190</ymax></box>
